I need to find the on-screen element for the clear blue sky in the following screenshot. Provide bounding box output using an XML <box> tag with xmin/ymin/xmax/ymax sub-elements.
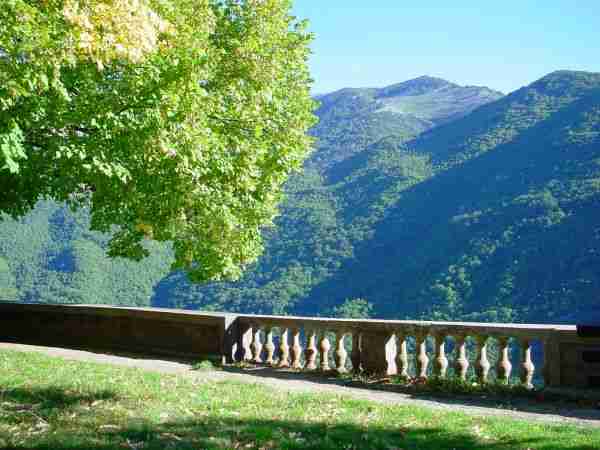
<box><xmin>291</xmin><ymin>1</ymin><xmax>600</xmax><ymax>94</ymax></box>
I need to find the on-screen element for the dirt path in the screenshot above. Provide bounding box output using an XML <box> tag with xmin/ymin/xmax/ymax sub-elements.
<box><xmin>2</xmin><ymin>342</ymin><xmax>600</xmax><ymax>427</ymax></box>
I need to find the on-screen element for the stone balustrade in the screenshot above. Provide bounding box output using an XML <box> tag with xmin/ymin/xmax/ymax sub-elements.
<box><xmin>1</xmin><ymin>302</ymin><xmax>598</xmax><ymax>389</ymax></box>
<box><xmin>233</xmin><ymin>315</ymin><xmax>580</xmax><ymax>389</ymax></box>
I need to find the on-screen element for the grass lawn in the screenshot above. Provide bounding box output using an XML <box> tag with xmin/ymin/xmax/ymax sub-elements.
<box><xmin>0</xmin><ymin>349</ymin><xmax>599</xmax><ymax>449</ymax></box>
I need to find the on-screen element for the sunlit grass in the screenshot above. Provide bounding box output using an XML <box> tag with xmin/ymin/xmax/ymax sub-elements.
<box><xmin>0</xmin><ymin>349</ymin><xmax>598</xmax><ymax>449</ymax></box>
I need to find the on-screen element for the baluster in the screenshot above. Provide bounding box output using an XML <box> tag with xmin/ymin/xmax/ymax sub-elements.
<box><xmin>242</xmin><ymin>324</ymin><xmax>253</xmax><ymax>362</ymax></box>
<box><xmin>520</xmin><ymin>338</ymin><xmax>535</xmax><ymax>389</ymax></box>
<box><xmin>396</xmin><ymin>332</ymin><xmax>409</xmax><ymax>378</ymax></box>
<box><xmin>278</xmin><ymin>328</ymin><xmax>290</xmax><ymax>368</ymax></box>
<box><xmin>455</xmin><ymin>334</ymin><xmax>469</xmax><ymax>381</ymax></box>
<box><xmin>264</xmin><ymin>327</ymin><xmax>275</xmax><ymax>365</ymax></box>
<box><xmin>350</xmin><ymin>331</ymin><xmax>361</xmax><ymax>373</ymax></box>
<box><xmin>290</xmin><ymin>328</ymin><xmax>303</xmax><ymax>369</ymax></box>
<box><xmin>386</xmin><ymin>332</ymin><xmax>398</xmax><ymax>376</ymax></box>
<box><xmin>335</xmin><ymin>331</ymin><xmax>348</xmax><ymax>374</ymax></box>
<box><xmin>319</xmin><ymin>332</ymin><xmax>331</xmax><ymax>371</ymax></box>
<box><xmin>416</xmin><ymin>331</ymin><xmax>429</xmax><ymax>379</ymax></box>
<box><xmin>252</xmin><ymin>326</ymin><xmax>263</xmax><ymax>363</ymax></box>
<box><xmin>305</xmin><ymin>329</ymin><xmax>318</xmax><ymax>370</ymax></box>
<box><xmin>475</xmin><ymin>335</ymin><xmax>491</xmax><ymax>383</ymax></box>
<box><xmin>434</xmin><ymin>333</ymin><xmax>449</xmax><ymax>378</ymax></box>
<box><xmin>496</xmin><ymin>337</ymin><xmax>512</xmax><ymax>383</ymax></box>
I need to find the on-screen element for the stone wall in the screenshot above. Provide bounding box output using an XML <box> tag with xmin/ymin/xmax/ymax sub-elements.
<box><xmin>0</xmin><ymin>302</ymin><xmax>236</xmax><ymax>362</ymax></box>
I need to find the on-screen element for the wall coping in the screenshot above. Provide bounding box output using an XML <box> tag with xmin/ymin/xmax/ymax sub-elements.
<box><xmin>0</xmin><ymin>302</ymin><xmax>237</xmax><ymax>325</ymax></box>
<box><xmin>0</xmin><ymin>301</ymin><xmax>577</xmax><ymax>334</ymax></box>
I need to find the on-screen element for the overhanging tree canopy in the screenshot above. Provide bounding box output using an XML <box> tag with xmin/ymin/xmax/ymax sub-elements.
<box><xmin>0</xmin><ymin>0</ymin><xmax>316</xmax><ymax>282</ymax></box>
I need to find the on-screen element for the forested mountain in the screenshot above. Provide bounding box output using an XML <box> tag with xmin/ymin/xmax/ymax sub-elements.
<box><xmin>302</xmin><ymin>71</ymin><xmax>600</xmax><ymax>323</ymax></box>
<box><xmin>3</xmin><ymin>71</ymin><xmax>600</xmax><ymax>324</ymax></box>
<box><xmin>0</xmin><ymin>202</ymin><xmax>171</xmax><ymax>305</ymax></box>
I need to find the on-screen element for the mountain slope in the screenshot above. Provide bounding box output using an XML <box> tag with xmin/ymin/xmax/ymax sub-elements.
<box><xmin>300</xmin><ymin>71</ymin><xmax>600</xmax><ymax>323</ymax></box>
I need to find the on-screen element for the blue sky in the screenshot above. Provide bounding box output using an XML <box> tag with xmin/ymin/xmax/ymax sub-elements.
<box><xmin>291</xmin><ymin>1</ymin><xmax>600</xmax><ymax>94</ymax></box>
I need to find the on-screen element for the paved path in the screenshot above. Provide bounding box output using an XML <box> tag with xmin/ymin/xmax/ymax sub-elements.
<box><xmin>2</xmin><ymin>343</ymin><xmax>600</xmax><ymax>427</ymax></box>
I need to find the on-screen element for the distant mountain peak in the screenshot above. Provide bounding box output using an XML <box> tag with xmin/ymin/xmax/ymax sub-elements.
<box><xmin>377</xmin><ymin>76</ymin><xmax>456</xmax><ymax>98</ymax></box>
<box><xmin>310</xmin><ymin>75</ymin><xmax>505</xmax><ymax>169</ymax></box>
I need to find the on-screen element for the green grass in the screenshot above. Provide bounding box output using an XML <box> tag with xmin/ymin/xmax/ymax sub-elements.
<box><xmin>1</xmin><ymin>350</ymin><xmax>599</xmax><ymax>449</ymax></box>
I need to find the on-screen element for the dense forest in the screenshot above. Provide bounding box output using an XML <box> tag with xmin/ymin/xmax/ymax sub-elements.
<box><xmin>0</xmin><ymin>202</ymin><xmax>171</xmax><ymax>306</ymax></box>
<box><xmin>2</xmin><ymin>71</ymin><xmax>600</xmax><ymax>324</ymax></box>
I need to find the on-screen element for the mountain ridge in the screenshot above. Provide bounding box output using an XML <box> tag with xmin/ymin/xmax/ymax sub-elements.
<box><xmin>316</xmin><ymin>75</ymin><xmax>503</xmax><ymax>99</ymax></box>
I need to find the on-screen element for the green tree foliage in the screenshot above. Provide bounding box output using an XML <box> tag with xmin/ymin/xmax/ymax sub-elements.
<box><xmin>0</xmin><ymin>0</ymin><xmax>316</xmax><ymax>282</ymax></box>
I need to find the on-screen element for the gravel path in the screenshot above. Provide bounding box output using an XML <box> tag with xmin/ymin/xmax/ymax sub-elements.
<box><xmin>2</xmin><ymin>342</ymin><xmax>600</xmax><ymax>427</ymax></box>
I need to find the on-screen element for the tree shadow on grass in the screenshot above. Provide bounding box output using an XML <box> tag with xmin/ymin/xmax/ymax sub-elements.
<box><xmin>0</xmin><ymin>385</ymin><xmax>118</xmax><ymax>413</ymax></box>
<box><xmin>4</xmin><ymin>415</ymin><xmax>564</xmax><ymax>450</ymax></box>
